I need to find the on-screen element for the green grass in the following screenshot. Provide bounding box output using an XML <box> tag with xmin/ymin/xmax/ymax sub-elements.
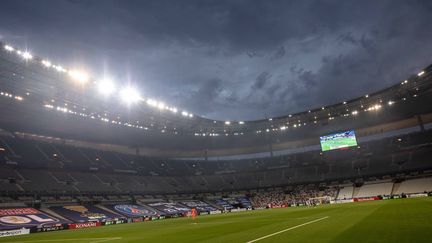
<box><xmin>1</xmin><ymin>198</ymin><xmax>432</xmax><ymax>243</ymax></box>
<box><xmin>321</xmin><ymin>137</ymin><xmax>357</xmax><ymax>151</ymax></box>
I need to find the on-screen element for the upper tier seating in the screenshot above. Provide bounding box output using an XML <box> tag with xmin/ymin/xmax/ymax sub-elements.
<box><xmin>19</xmin><ymin>169</ymin><xmax>75</xmax><ymax>192</ymax></box>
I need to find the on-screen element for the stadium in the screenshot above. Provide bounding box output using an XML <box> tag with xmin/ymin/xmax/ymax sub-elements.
<box><xmin>1</xmin><ymin>1</ymin><xmax>432</xmax><ymax>243</ymax></box>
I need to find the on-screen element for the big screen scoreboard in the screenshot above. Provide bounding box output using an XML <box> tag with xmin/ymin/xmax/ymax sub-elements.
<box><xmin>320</xmin><ymin>130</ymin><xmax>358</xmax><ymax>151</ymax></box>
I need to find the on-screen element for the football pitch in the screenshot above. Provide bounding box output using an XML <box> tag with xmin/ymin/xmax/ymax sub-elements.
<box><xmin>1</xmin><ymin>198</ymin><xmax>431</xmax><ymax>243</ymax></box>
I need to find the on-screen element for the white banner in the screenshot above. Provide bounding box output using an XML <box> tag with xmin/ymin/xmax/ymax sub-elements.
<box><xmin>0</xmin><ymin>228</ymin><xmax>30</xmax><ymax>238</ymax></box>
<box><xmin>407</xmin><ymin>193</ymin><xmax>428</xmax><ymax>198</ymax></box>
<box><xmin>330</xmin><ymin>199</ymin><xmax>354</xmax><ymax>204</ymax></box>
<box><xmin>209</xmin><ymin>210</ymin><xmax>222</xmax><ymax>215</ymax></box>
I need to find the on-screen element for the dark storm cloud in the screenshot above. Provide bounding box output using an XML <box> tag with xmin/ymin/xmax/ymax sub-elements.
<box><xmin>252</xmin><ymin>72</ymin><xmax>272</xmax><ymax>90</ymax></box>
<box><xmin>0</xmin><ymin>0</ymin><xmax>431</xmax><ymax>120</ymax></box>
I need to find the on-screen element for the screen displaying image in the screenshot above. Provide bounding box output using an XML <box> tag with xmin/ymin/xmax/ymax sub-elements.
<box><xmin>320</xmin><ymin>130</ymin><xmax>358</xmax><ymax>151</ymax></box>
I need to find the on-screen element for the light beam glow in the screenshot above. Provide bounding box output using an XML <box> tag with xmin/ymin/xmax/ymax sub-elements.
<box><xmin>120</xmin><ymin>86</ymin><xmax>141</xmax><ymax>104</ymax></box>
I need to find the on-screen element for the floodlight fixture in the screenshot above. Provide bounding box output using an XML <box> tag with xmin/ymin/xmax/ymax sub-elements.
<box><xmin>21</xmin><ymin>51</ymin><xmax>33</xmax><ymax>60</ymax></box>
<box><xmin>42</xmin><ymin>60</ymin><xmax>52</xmax><ymax>68</ymax></box>
<box><xmin>120</xmin><ymin>86</ymin><xmax>141</xmax><ymax>104</ymax></box>
<box><xmin>157</xmin><ymin>102</ymin><xmax>165</xmax><ymax>110</ymax></box>
<box><xmin>54</xmin><ymin>65</ymin><xmax>67</xmax><ymax>72</ymax></box>
<box><xmin>97</xmin><ymin>79</ymin><xmax>115</xmax><ymax>95</ymax></box>
<box><xmin>68</xmin><ymin>70</ymin><xmax>89</xmax><ymax>83</ymax></box>
<box><xmin>4</xmin><ymin>45</ymin><xmax>14</xmax><ymax>51</ymax></box>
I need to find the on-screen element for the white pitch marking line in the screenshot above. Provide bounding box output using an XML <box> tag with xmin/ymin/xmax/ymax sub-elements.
<box><xmin>90</xmin><ymin>237</ymin><xmax>122</xmax><ymax>243</ymax></box>
<box><xmin>246</xmin><ymin>216</ymin><xmax>329</xmax><ymax>243</ymax></box>
<box><xmin>3</xmin><ymin>237</ymin><xmax>122</xmax><ymax>243</ymax></box>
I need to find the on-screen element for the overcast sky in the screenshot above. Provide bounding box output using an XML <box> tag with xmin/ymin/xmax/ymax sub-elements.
<box><xmin>0</xmin><ymin>0</ymin><xmax>431</xmax><ymax>120</ymax></box>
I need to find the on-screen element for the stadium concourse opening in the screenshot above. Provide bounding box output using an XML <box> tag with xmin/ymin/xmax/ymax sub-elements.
<box><xmin>1</xmin><ymin>1</ymin><xmax>432</xmax><ymax>242</ymax></box>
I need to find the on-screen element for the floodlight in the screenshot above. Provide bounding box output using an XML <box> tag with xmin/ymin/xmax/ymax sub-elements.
<box><xmin>146</xmin><ymin>99</ymin><xmax>158</xmax><ymax>107</ymax></box>
<box><xmin>417</xmin><ymin>71</ymin><xmax>425</xmax><ymax>76</ymax></box>
<box><xmin>157</xmin><ymin>102</ymin><xmax>165</xmax><ymax>110</ymax></box>
<box><xmin>97</xmin><ymin>79</ymin><xmax>115</xmax><ymax>95</ymax></box>
<box><xmin>4</xmin><ymin>45</ymin><xmax>14</xmax><ymax>51</ymax></box>
<box><xmin>54</xmin><ymin>65</ymin><xmax>67</xmax><ymax>72</ymax></box>
<box><xmin>120</xmin><ymin>86</ymin><xmax>141</xmax><ymax>104</ymax></box>
<box><xmin>68</xmin><ymin>70</ymin><xmax>89</xmax><ymax>83</ymax></box>
<box><xmin>41</xmin><ymin>60</ymin><xmax>52</xmax><ymax>68</ymax></box>
<box><xmin>225</xmin><ymin>121</ymin><xmax>231</xmax><ymax>125</ymax></box>
<box><xmin>21</xmin><ymin>51</ymin><xmax>33</xmax><ymax>60</ymax></box>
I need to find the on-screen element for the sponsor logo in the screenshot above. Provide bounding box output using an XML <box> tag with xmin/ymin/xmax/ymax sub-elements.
<box><xmin>104</xmin><ymin>221</ymin><xmax>115</xmax><ymax>226</ymax></box>
<box><xmin>69</xmin><ymin>222</ymin><xmax>101</xmax><ymax>229</ymax></box>
<box><xmin>148</xmin><ymin>203</ymin><xmax>190</xmax><ymax>214</ymax></box>
<box><xmin>34</xmin><ymin>225</ymin><xmax>65</xmax><ymax>233</ymax></box>
<box><xmin>230</xmin><ymin>208</ymin><xmax>247</xmax><ymax>212</ymax></box>
<box><xmin>63</xmin><ymin>206</ymin><xmax>107</xmax><ymax>220</ymax></box>
<box><xmin>103</xmin><ymin>220</ymin><xmax>125</xmax><ymax>226</ymax></box>
<box><xmin>0</xmin><ymin>216</ymin><xmax>31</xmax><ymax>224</ymax></box>
<box><xmin>0</xmin><ymin>208</ymin><xmax>59</xmax><ymax>229</ymax></box>
<box><xmin>354</xmin><ymin>197</ymin><xmax>381</xmax><ymax>202</ymax></box>
<box><xmin>0</xmin><ymin>228</ymin><xmax>30</xmax><ymax>238</ymax></box>
<box><xmin>114</xmin><ymin>205</ymin><xmax>156</xmax><ymax>217</ymax></box>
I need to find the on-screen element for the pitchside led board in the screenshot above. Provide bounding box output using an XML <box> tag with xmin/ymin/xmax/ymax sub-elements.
<box><xmin>320</xmin><ymin>130</ymin><xmax>358</xmax><ymax>151</ymax></box>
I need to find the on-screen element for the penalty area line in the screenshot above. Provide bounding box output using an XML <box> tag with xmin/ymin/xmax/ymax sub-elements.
<box><xmin>246</xmin><ymin>216</ymin><xmax>329</xmax><ymax>243</ymax></box>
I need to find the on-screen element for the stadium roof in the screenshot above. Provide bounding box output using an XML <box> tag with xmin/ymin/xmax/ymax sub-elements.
<box><xmin>0</xmin><ymin>41</ymin><xmax>432</xmax><ymax>146</ymax></box>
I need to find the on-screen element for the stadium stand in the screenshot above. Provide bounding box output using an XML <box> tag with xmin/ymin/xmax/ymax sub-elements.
<box><xmin>70</xmin><ymin>172</ymin><xmax>116</xmax><ymax>193</ymax></box>
<box><xmin>354</xmin><ymin>182</ymin><xmax>394</xmax><ymax>198</ymax></box>
<box><xmin>19</xmin><ymin>169</ymin><xmax>74</xmax><ymax>192</ymax></box>
<box><xmin>337</xmin><ymin>186</ymin><xmax>354</xmax><ymax>199</ymax></box>
<box><xmin>49</xmin><ymin>205</ymin><xmax>122</xmax><ymax>223</ymax></box>
<box><xmin>393</xmin><ymin>177</ymin><xmax>432</xmax><ymax>195</ymax></box>
<box><xmin>0</xmin><ymin>128</ymin><xmax>431</xmax><ymax>195</ymax></box>
<box><xmin>1</xmin><ymin>43</ymin><xmax>432</xmax><ymax>236</ymax></box>
<box><xmin>250</xmin><ymin>191</ymin><xmax>289</xmax><ymax>208</ymax></box>
<box><xmin>145</xmin><ymin>202</ymin><xmax>190</xmax><ymax>216</ymax></box>
<box><xmin>179</xmin><ymin>200</ymin><xmax>219</xmax><ymax>213</ymax></box>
